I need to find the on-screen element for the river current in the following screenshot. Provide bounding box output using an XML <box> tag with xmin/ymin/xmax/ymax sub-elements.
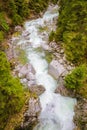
<box><xmin>14</xmin><ymin>5</ymin><xmax>76</xmax><ymax>130</ymax></box>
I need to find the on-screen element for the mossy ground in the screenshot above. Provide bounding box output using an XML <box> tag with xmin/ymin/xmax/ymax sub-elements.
<box><xmin>4</xmin><ymin>90</ymin><xmax>30</xmax><ymax>130</ymax></box>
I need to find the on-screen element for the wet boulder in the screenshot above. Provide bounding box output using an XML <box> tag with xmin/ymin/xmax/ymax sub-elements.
<box><xmin>29</xmin><ymin>85</ymin><xmax>45</xmax><ymax>96</ymax></box>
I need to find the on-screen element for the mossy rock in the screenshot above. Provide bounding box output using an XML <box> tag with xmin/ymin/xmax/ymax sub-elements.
<box><xmin>45</xmin><ymin>51</ymin><xmax>54</xmax><ymax>63</ymax></box>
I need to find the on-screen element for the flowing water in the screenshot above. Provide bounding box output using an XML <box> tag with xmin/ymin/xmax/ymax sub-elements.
<box><xmin>14</xmin><ymin>5</ymin><xmax>76</xmax><ymax>130</ymax></box>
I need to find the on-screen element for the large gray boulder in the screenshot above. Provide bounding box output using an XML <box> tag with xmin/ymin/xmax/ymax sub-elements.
<box><xmin>18</xmin><ymin>63</ymin><xmax>36</xmax><ymax>77</ymax></box>
<box><xmin>48</xmin><ymin>60</ymin><xmax>65</xmax><ymax>79</ymax></box>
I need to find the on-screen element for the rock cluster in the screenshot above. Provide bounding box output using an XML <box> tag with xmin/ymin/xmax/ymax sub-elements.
<box><xmin>48</xmin><ymin>41</ymin><xmax>75</xmax><ymax>79</ymax></box>
<box><xmin>13</xmin><ymin>63</ymin><xmax>46</xmax><ymax>96</ymax></box>
<box><xmin>14</xmin><ymin>63</ymin><xmax>36</xmax><ymax>87</ymax></box>
<box><xmin>74</xmin><ymin>98</ymin><xmax>87</xmax><ymax>130</ymax></box>
<box><xmin>15</xmin><ymin>96</ymin><xmax>41</xmax><ymax>130</ymax></box>
<box><xmin>23</xmin><ymin>97</ymin><xmax>41</xmax><ymax>127</ymax></box>
<box><xmin>47</xmin><ymin>41</ymin><xmax>87</xmax><ymax>130</ymax></box>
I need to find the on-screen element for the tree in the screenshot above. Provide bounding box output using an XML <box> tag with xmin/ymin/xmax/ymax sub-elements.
<box><xmin>65</xmin><ymin>64</ymin><xmax>87</xmax><ymax>90</ymax></box>
<box><xmin>0</xmin><ymin>51</ymin><xmax>24</xmax><ymax>129</ymax></box>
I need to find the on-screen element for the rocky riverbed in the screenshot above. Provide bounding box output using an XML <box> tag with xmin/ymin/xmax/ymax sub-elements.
<box><xmin>5</xmin><ymin>4</ymin><xmax>87</xmax><ymax>130</ymax></box>
<box><xmin>6</xmin><ymin>25</ymin><xmax>87</xmax><ymax>130</ymax></box>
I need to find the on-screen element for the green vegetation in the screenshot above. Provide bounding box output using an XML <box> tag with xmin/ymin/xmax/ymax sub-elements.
<box><xmin>38</xmin><ymin>26</ymin><xmax>48</xmax><ymax>33</ymax></box>
<box><xmin>0</xmin><ymin>1</ymin><xmax>59</xmax><ymax>129</ymax></box>
<box><xmin>0</xmin><ymin>51</ymin><xmax>24</xmax><ymax>129</ymax></box>
<box><xmin>0</xmin><ymin>31</ymin><xmax>4</xmax><ymax>42</ymax></box>
<box><xmin>49</xmin><ymin>30</ymin><xmax>56</xmax><ymax>42</ymax></box>
<box><xmin>65</xmin><ymin>64</ymin><xmax>87</xmax><ymax>98</ymax></box>
<box><xmin>45</xmin><ymin>51</ymin><xmax>54</xmax><ymax>63</ymax></box>
<box><xmin>28</xmin><ymin>0</ymin><xmax>50</xmax><ymax>13</ymax></box>
<box><xmin>65</xmin><ymin>64</ymin><xmax>87</xmax><ymax>90</ymax></box>
<box><xmin>16</xmin><ymin>47</ymin><xmax>28</xmax><ymax>65</ymax></box>
<box><xmin>0</xmin><ymin>0</ymin><xmax>58</xmax><ymax>45</ymax></box>
<box><xmin>50</xmin><ymin>0</ymin><xmax>87</xmax><ymax>65</ymax></box>
<box><xmin>4</xmin><ymin>90</ymin><xmax>30</xmax><ymax>130</ymax></box>
<box><xmin>0</xmin><ymin>12</ymin><xmax>10</xmax><ymax>32</ymax></box>
<box><xmin>50</xmin><ymin>0</ymin><xmax>87</xmax><ymax>98</ymax></box>
<box><xmin>28</xmin><ymin>0</ymin><xmax>57</xmax><ymax>13</ymax></box>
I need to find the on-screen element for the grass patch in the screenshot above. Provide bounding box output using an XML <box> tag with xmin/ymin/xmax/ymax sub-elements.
<box><xmin>34</xmin><ymin>47</ymin><xmax>43</xmax><ymax>52</ymax></box>
<box><xmin>4</xmin><ymin>90</ymin><xmax>30</xmax><ymax>130</ymax></box>
<box><xmin>78</xmin><ymin>83</ymin><xmax>87</xmax><ymax>99</ymax></box>
<box><xmin>16</xmin><ymin>47</ymin><xmax>28</xmax><ymax>64</ymax></box>
<box><xmin>45</xmin><ymin>51</ymin><xmax>54</xmax><ymax>63</ymax></box>
<box><xmin>38</xmin><ymin>25</ymin><xmax>48</xmax><ymax>33</ymax></box>
<box><xmin>12</xmin><ymin>32</ymin><xmax>21</xmax><ymax>37</ymax></box>
<box><xmin>4</xmin><ymin>90</ymin><xmax>38</xmax><ymax>130</ymax></box>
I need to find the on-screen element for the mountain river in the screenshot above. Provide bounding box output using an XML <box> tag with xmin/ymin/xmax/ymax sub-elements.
<box><xmin>13</xmin><ymin>5</ymin><xmax>76</xmax><ymax>130</ymax></box>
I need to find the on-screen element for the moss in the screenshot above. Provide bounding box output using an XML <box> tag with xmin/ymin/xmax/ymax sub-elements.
<box><xmin>78</xmin><ymin>83</ymin><xmax>87</xmax><ymax>99</ymax></box>
<box><xmin>45</xmin><ymin>51</ymin><xmax>54</xmax><ymax>63</ymax></box>
<box><xmin>4</xmin><ymin>90</ymin><xmax>30</xmax><ymax>130</ymax></box>
<box><xmin>38</xmin><ymin>26</ymin><xmax>49</xmax><ymax>33</ymax></box>
<box><xmin>0</xmin><ymin>31</ymin><xmax>4</xmax><ymax>42</ymax></box>
<box><xmin>0</xmin><ymin>51</ymin><xmax>25</xmax><ymax>129</ymax></box>
<box><xmin>0</xmin><ymin>12</ymin><xmax>10</xmax><ymax>32</ymax></box>
<box><xmin>65</xmin><ymin>64</ymin><xmax>87</xmax><ymax>94</ymax></box>
<box><xmin>35</xmin><ymin>47</ymin><xmax>43</xmax><ymax>52</ymax></box>
<box><xmin>49</xmin><ymin>30</ymin><xmax>56</xmax><ymax>42</ymax></box>
<box><xmin>16</xmin><ymin>47</ymin><xmax>28</xmax><ymax>65</ymax></box>
<box><xmin>12</xmin><ymin>32</ymin><xmax>21</xmax><ymax>37</ymax></box>
<box><xmin>53</xmin><ymin>0</ymin><xmax>87</xmax><ymax>65</ymax></box>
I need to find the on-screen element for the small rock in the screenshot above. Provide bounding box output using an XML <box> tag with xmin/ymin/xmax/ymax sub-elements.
<box><xmin>60</xmin><ymin>49</ymin><xmax>64</xmax><ymax>54</ymax></box>
<box><xmin>15</xmin><ymin>25</ymin><xmax>22</xmax><ymax>32</ymax></box>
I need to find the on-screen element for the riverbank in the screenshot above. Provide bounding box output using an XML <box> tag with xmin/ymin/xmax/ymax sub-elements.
<box><xmin>3</xmin><ymin>4</ymin><xmax>59</xmax><ymax>130</ymax></box>
<box><xmin>49</xmin><ymin>0</ymin><xmax>87</xmax><ymax>130</ymax></box>
<box><xmin>0</xmin><ymin>1</ymin><xmax>52</xmax><ymax>129</ymax></box>
<box><xmin>48</xmin><ymin>41</ymin><xmax>87</xmax><ymax>130</ymax></box>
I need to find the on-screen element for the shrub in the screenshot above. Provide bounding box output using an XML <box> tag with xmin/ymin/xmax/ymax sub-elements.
<box><xmin>65</xmin><ymin>64</ymin><xmax>87</xmax><ymax>90</ymax></box>
<box><xmin>0</xmin><ymin>31</ymin><xmax>4</xmax><ymax>42</ymax></box>
<box><xmin>49</xmin><ymin>30</ymin><xmax>55</xmax><ymax>42</ymax></box>
<box><xmin>53</xmin><ymin>0</ymin><xmax>87</xmax><ymax>64</ymax></box>
<box><xmin>0</xmin><ymin>51</ymin><xmax>24</xmax><ymax>129</ymax></box>
<box><xmin>0</xmin><ymin>12</ymin><xmax>9</xmax><ymax>32</ymax></box>
<box><xmin>12</xmin><ymin>14</ymin><xmax>23</xmax><ymax>25</ymax></box>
